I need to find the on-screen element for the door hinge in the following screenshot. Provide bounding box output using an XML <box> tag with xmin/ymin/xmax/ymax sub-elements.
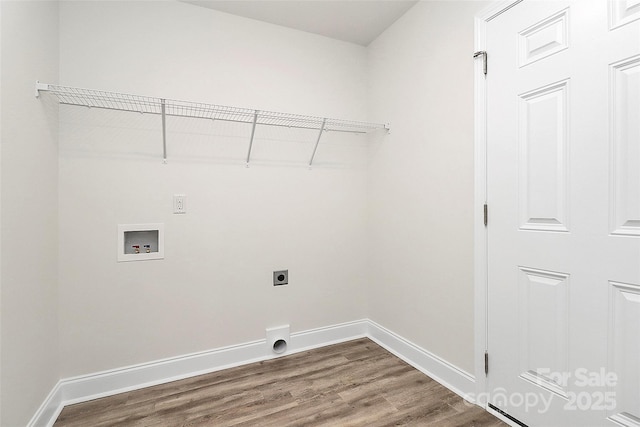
<box><xmin>484</xmin><ymin>351</ymin><xmax>489</xmax><ymax>375</ymax></box>
<box><xmin>474</xmin><ymin>51</ymin><xmax>487</xmax><ymax>75</ymax></box>
<box><xmin>483</xmin><ymin>203</ymin><xmax>488</xmax><ymax>227</ymax></box>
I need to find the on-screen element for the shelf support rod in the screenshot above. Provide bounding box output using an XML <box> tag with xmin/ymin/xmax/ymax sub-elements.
<box><xmin>308</xmin><ymin>118</ymin><xmax>327</xmax><ymax>167</ymax></box>
<box><xmin>245</xmin><ymin>110</ymin><xmax>259</xmax><ymax>167</ymax></box>
<box><xmin>161</xmin><ymin>98</ymin><xmax>167</xmax><ymax>163</ymax></box>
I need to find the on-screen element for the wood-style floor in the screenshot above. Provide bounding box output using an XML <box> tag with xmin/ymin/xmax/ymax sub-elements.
<box><xmin>54</xmin><ymin>338</ymin><xmax>506</xmax><ymax>426</ymax></box>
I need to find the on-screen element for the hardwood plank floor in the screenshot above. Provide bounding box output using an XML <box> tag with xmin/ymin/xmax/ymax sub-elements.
<box><xmin>54</xmin><ymin>338</ymin><xmax>506</xmax><ymax>426</ymax></box>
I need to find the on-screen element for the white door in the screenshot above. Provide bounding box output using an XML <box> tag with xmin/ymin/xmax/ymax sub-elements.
<box><xmin>486</xmin><ymin>0</ymin><xmax>640</xmax><ymax>426</ymax></box>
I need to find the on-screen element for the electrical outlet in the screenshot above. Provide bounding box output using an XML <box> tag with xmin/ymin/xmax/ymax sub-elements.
<box><xmin>173</xmin><ymin>194</ymin><xmax>186</xmax><ymax>214</ymax></box>
<box><xmin>273</xmin><ymin>270</ymin><xmax>288</xmax><ymax>286</ymax></box>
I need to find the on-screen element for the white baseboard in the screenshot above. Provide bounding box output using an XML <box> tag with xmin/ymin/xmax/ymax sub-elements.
<box><xmin>28</xmin><ymin>319</ymin><xmax>368</xmax><ymax>427</ymax></box>
<box><xmin>27</xmin><ymin>382</ymin><xmax>64</xmax><ymax>427</ymax></box>
<box><xmin>29</xmin><ymin>319</ymin><xmax>475</xmax><ymax>427</ymax></box>
<box><xmin>366</xmin><ymin>320</ymin><xmax>476</xmax><ymax>400</ymax></box>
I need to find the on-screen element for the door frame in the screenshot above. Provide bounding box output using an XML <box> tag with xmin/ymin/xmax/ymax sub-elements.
<box><xmin>473</xmin><ymin>0</ymin><xmax>523</xmax><ymax>413</ymax></box>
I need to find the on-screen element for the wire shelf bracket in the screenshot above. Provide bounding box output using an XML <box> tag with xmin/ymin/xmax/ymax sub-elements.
<box><xmin>161</xmin><ymin>99</ymin><xmax>167</xmax><ymax>163</ymax></box>
<box><xmin>245</xmin><ymin>110</ymin><xmax>259</xmax><ymax>168</ymax></box>
<box><xmin>308</xmin><ymin>118</ymin><xmax>327</xmax><ymax>167</ymax></box>
<box><xmin>36</xmin><ymin>81</ymin><xmax>390</xmax><ymax>166</ymax></box>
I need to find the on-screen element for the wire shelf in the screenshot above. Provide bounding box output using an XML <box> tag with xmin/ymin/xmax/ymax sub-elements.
<box><xmin>36</xmin><ymin>82</ymin><xmax>389</xmax><ymax>165</ymax></box>
<box><xmin>37</xmin><ymin>83</ymin><xmax>386</xmax><ymax>133</ymax></box>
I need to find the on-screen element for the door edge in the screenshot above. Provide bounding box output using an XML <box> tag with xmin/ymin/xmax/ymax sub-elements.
<box><xmin>473</xmin><ymin>0</ymin><xmax>523</xmax><ymax>409</ymax></box>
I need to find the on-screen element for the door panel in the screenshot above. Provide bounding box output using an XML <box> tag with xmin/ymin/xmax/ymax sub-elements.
<box><xmin>517</xmin><ymin>267</ymin><xmax>570</xmax><ymax>399</ymax></box>
<box><xmin>609</xmin><ymin>0</ymin><xmax>640</xmax><ymax>30</ymax></box>
<box><xmin>608</xmin><ymin>281</ymin><xmax>640</xmax><ymax>426</ymax></box>
<box><xmin>610</xmin><ymin>55</ymin><xmax>640</xmax><ymax>236</ymax></box>
<box><xmin>518</xmin><ymin>80</ymin><xmax>569</xmax><ymax>232</ymax></box>
<box><xmin>518</xmin><ymin>8</ymin><xmax>569</xmax><ymax>67</ymax></box>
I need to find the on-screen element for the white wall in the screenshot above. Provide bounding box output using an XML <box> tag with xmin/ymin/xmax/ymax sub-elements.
<box><xmin>1</xmin><ymin>5</ymin><xmax>3</xmax><ymax>423</ymax></box>
<box><xmin>367</xmin><ymin>0</ymin><xmax>489</xmax><ymax>374</ymax></box>
<box><xmin>0</xmin><ymin>1</ymin><xmax>60</xmax><ymax>425</ymax></box>
<box><xmin>0</xmin><ymin>1</ymin><xmax>494</xmax><ymax>422</ymax></box>
<box><xmin>58</xmin><ymin>1</ymin><xmax>370</xmax><ymax>377</ymax></box>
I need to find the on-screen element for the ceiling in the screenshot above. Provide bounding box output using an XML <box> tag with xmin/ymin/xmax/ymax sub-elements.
<box><xmin>181</xmin><ymin>0</ymin><xmax>418</xmax><ymax>46</ymax></box>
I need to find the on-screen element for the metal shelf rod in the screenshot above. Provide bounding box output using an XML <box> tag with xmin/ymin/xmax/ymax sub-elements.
<box><xmin>308</xmin><ymin>118</ymin><xmax>327</xmax><ymax>167</ymax></box>
<box><xmin>161</xmin><ymin>99</ymin><xmax>167</xmax><ymax>163</ymax></box>
<box><xmin>246</xmin><ymin>110</ymin><xmax>258</xmax><ymax>167</ymax></box>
